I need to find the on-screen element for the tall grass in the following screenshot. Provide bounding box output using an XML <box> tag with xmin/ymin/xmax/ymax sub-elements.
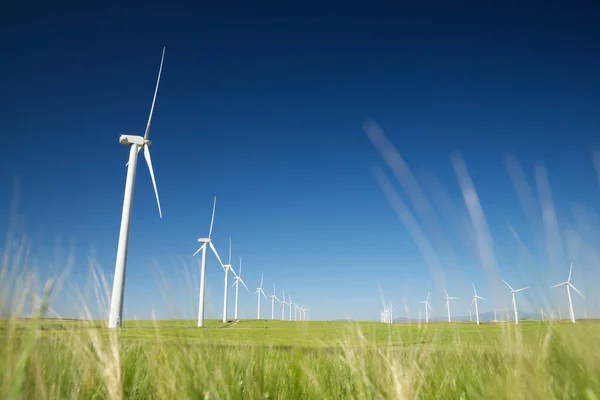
<box><xmin>1</xmin><ymin>277</ymin><xmax>600</xmax><ymax>399</ymax></box>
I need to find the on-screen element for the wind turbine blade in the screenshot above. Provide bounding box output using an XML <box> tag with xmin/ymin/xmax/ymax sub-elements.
<box><xmin>514</xmin><ymin>287</ymin><xmax>529</xmax><ymax>292</ymax></box>
<box><xmin>472</xmin><ymin>283</ymin><xmax>477</xmax><ymax>295</ymax></box>
<box><xmin>471</xmin><ymin>298</ymin><xmax>476</xmax><ymax>305</ymax></box>
<box><xmin>239</xmin><ymin>256</ymin><xmax>243</xmax><ymax>276</ymax></box>
<box><xmin>143</xmin><ymin>145</ymin><xmax>162</xmax><ymax>218</ymax></box>
<box><xmin>551</xmin><ymin>282</ymin><xmax>568</xmax><ymax>288</ymax></box>
<box><xmin>193</xmin><ymin>243</ymin><xmax>206</xmax><ymax>257</ymax></box>
<box><xmin>228</xmin><ymin>237</ymin><xmax>232</xmax><ymax>265</ymax></box>
<box><xmin>209</xmin><ymin>242</ymin><xmax>225</xmax><ymax>268</ymax></box>
<box><xmin>427</xmin><ymin>292</ymin><xmax>431</xmax><ymax>302</ymax></box>
<box><xmin>143</xmin><ymin>47</ymin><xmax>165</xmax><ymax>141</ymax></box>
<box><xmin>477</xmin><ymin>296</ymin><xmax>487</xmax><ymax>301</ymax></box>
<box><xmin>230</xmin><ymin>268</ymin><xmax>239</xmax><ymax>279</ymax></box>
<box><xmin>208</xmin><ymin>196</ymin><xmax>216</xmax><ymax>239</ymax></box>
<box><xmin>502</xmin><ymin>279</ymin><xmax>514</xmax><ymax>291</ymax></box>
<box><xmin>443</xmin><ymin>288</ymin><xmax>449</xmax><ymax>297</ymax></box>
<box><xmin>260</xmin><ymin>272</ymin><xmax>264</xmax><ymax>288</ymax></box>
<box><xmin>568</xmin><ymin>262</ymin><xmax>573</xmax><ymax>282</ymax></box>
<box><xmin>261</xmin><ymin>289</ymin><xmax>268</xmax><ymax>300</ymax></box>
<box><xmin>569</xmin><ymin>283</ymin><xmax>585</xmax><ymax>298</ymax></box>
<box><xmin>240</xmin><ymin>279</ymin><xmax>249</xmax><ymax>292</ymax></box>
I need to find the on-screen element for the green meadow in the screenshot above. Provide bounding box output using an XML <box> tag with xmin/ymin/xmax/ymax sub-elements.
<box><xmin>2</xmin><ymin>317</ymin><xmax>600</xmax><ymax>399</ymax></box>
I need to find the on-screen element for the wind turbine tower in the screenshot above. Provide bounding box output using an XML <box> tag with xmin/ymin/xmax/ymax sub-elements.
<box><xmin>502</xmin><ymin>279</ymin><xmax>529</xmax><ymax>324</ymax></box>
<box><xmin>255</xmin><ymin>273</ymin><xmax>267</xmax><ymax>319</ymax></box>
<box><xmin>552</xmin><ymin>263</ymin><xmax>584</xmax><ymax>323</ymax></box>
<box><xmin>220</xmin><ymin>238</ymin><xmax>239</xmax><ymax>323</ymax></box>
<box><xmin>192</xmin><ymin>197</ymin><xmax>227</xmax><ymax>327</ymax></box>
<box><xmin>280</xmin><ymin>290</ymin><xmax>286</xmax><ymax>320</ymax></box>
<box><xmin>421</xmin><ymin>293</ymin><xmax>432</xmax><ymax>323</ymax></box>
<box><xmin>471</xmin><ymin>284</ymin><xmax>487</xmax><ymax>325</ymax></box>
<box><xmin>232</xmin><ymin>256</ymin><xmax>248</xmax><ymax>320</ymax></box>
<box><xmin>444</xmin><ymin>288</ymin><xmax>458</xmax><ymax>323</ymax></box>
<box><xmin>108</xmin><ymin>47</ymin><xmax>166</xmax><ymax>329</ymax></box>
<box><xmin>270</xmin><ymin>283</ymin><xmax>280</xmax><ymax>320</ymax></box>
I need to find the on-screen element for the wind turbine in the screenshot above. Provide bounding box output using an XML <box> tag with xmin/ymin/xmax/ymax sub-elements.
<box><xmin>232</xmin><ymin>256</ymin><xmax>249</xmax><ymax>320</ymax></box>
<box><xmin>388</xmin><ymin>304</ymin><xmax>396</xmax><ymax>324</ymax></box>
<box><xmin>192</xmin><ymin>197</ymin><xmax>227</xmax><ymax>327</ymax></box>
<box><xmin>287</xmin><ymin>295</ymin><xmax>293</xmax><ymax>321</ymax></box>
<box><xmin>471</xmin><ymin>284</ymin><xmax>487</xmax><ymax>325</ymax></box>
<box><xmin>420</xmin><ymin>293</ymin><xmax>432</xmax><ymax>323</ymax></box>
<box><xmin>280</xmin><ymin>290</ymin><xmax>286</xmax><ymax>320</ymax></box>
<box><xmin>443</xmin><ymin>288</ymin><xmax>458</xmax><ymax>323</ymax></box>
<box><xmin>221</xmin><ymin>238</ymin><xmax>239</xmax><ymax>323</ymax></box>
<box><xmin>255</xmin><ymin>273</ymin><xmax>267</xmax><ymax>319</ymax></box>
<box><xmin>551</xmin><ymin>263</ymin><xmax>584</xmax><ymax>323</ymax></box>
<box><xmin>502</xmin><ymin>279</ymin><xmax>529</xmax><ymax>324</ymax></box>
<box><xmin>108</xmin><ymin>47</ymin><xmax>166</xmax><ymax>329</ymax></box>
<box><xmin>270</xmin><ymin>283</ymin><xmax>280</xmax><ymax>320</ymax></box>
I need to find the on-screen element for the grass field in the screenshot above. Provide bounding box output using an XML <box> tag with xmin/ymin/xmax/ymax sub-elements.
<box><xmin>2</xmin><ymin>316</ymin><xmax>600</xmax><ymax>399</ymax></box>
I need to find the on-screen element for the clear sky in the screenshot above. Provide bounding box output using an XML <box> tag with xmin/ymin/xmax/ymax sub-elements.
<box><xmin>1</xmin><ymin>2</ymin><xmax>600</xmax><ymax>321</ymax></box>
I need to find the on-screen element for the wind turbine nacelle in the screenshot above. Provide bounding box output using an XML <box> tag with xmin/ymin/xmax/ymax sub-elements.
<box><xmin>197</xmin><ymin>238</ymin><xmax>211</xmax><ymax>243</ymax></box>
<box><xmin>119</xmin><ymin>134</ymin><xmax>148</xmax><ymax>146</ymax></box>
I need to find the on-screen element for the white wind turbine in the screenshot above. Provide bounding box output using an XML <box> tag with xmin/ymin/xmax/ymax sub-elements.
<box><xmin>388</xmin><ymin>304</ymin><xmax>396</xmax><ymax>324</ymax></box>
<box><xmin>108</xmin><ymin>47</ymin><xmax>166</xmax><ymax>329</ymax></box>
<box><xmin>255</xmin><ymin>273</ymin><xmax>267</xmax><ymax>319</ymax></box>
<box><xmin>502</xmin><ymin>279</ymin><xmax>529</xmax><ymax>325</ymax></box>
<box><xmin>193</xmin><ymin>196</ymin><xmax>227</xmax><ymax>327</ymax></box>
<box><xmin>232</xmin><ymin>256</ymin><xmax>249</xmax><ymax>320</ymax></box>
<box><xmin>420</xmin><ymin>293</ymin><xmax>432</xmax><ymax>323</ymax></box>
<box><xmin>287</xmin><ymin>295</ymin><xmax>293</xmax><ymax>321</ymax></box>
<box><xmin>552</xmin><ymin>263</ymin><xmax>584</xmax><ymax>323</ymax></box>
<box><xmin>443</xmin><ymin>288</ymin><xmax>458</xmax><ymax>323</ymax></box>
<box><xmin>270</xmin><ymin>283</ymin><xmax>280</xmax><ymax>320</ymax></box>
<box><xmin>471</xmin><ymin>284</ymin><xmax>487</xmax><ymax>325</ymax></box>
<box><xmin>221</xmin><ymin>238</ymin><xmax>239</xmax><ymax>323</ymax></box>
<box><xmin>280</xmin><ymin>290</ymin><xmax>286</xmax><ymax>320</ymax></box>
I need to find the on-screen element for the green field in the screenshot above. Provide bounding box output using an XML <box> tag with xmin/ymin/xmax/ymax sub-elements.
<box><xmin>2</xmin><ymin>317</ymin><xmax>600</xmax><ymax>399</ymax></box>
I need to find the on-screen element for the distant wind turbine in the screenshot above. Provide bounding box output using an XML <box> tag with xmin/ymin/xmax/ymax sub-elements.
<box><xmin>109</xmin><ymin>47</ymin><xmax>166</xmax><ymax>329</ymax></box>
<box><xmin>232</xmin><ymin>256</ymin><xmax>249</xmax><ymax>320</ymax></box>
<box><xmin>388</xmin><ymin>304</ymin><xmax>396</xmax><ymax>324</ymax></box>
<box><xmin>552</xmin><ymin>263</ymin><xmax>584</xmax><ymax>323</ymax></box>
<box><xmin>443</xmin><ymin>288</ymin><xmax>458</xmax><ymax>323</ymax></box>
<box><xmin>270</xmin><ymin>283</ymin><xmax>280</xmax><ymax>320</ymax></box>
<box><xmin>471</xmin><ymin>284</ymin><xmax>487</xmax><ymax>325</ymax></box>
<box><xmin>193</xmin><ymin>197</ymin><xmax>227</xmax><ymax>327</ymax></box>
<box><xmin>280</xmin><ymin>290</ymin><xmax>286</xmax><ymax>320</ymax></box>
<box><xmin>255</xmin><ymin>273</ymin><xmax>267</xmax><ymax>319</ymax></box>
<box><xmin>287</xmin><ymin>295</ymin><xmax>293</xmax><ymax>321</ymax></box>
<box><xmin>502</xmin><ymin>279</ymin><xmax>529</xmax><ymax>324</ymax></box>
<box><xmin>421</xmin><ymin>293</ymin><xmax>432</xmax><ymax>323</ymax></box>
<box><xmin>221</xmin><ymin>238</ymin><xmax>239</xmax><ymax>323</ymax></box>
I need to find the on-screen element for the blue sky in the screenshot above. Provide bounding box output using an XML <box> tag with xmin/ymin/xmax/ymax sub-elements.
<box><xmin>1</xmin><ymin>2</ymin><xmax>600</xmax><ymax>321</ymax></box>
